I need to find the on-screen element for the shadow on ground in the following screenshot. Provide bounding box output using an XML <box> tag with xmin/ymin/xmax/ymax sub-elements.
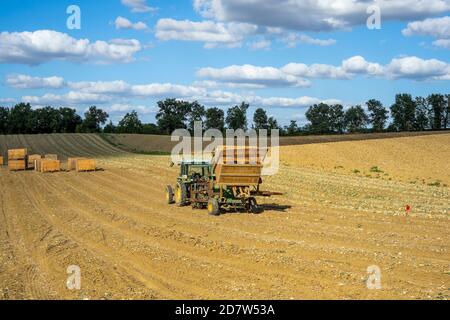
<box><xmin>261</xmin><ymin>203</ymin><xmax>292</xmax><ymax>212</ymax></box>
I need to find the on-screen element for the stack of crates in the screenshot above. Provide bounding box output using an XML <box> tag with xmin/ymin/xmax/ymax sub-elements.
<box><xmin>67</xmin><ymin>157</ymin><xmax>96</xmax><ymax>172</ymax></box>
<box><xmin>27</xmin><ymin>154</ymin><xmax>42</xmax><ymax>170</ymax></box>
<box><xmin>8</xmin><ymin>149</ymin><xmax>27</xmax><ymax>171</ymax></box>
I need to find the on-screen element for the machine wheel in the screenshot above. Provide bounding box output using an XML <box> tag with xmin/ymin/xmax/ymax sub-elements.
<box><xmin>175</xmin><ymin>183</ymin><xmax>187</xmax><ymax>207</ymax></box>
<box><xmin>207</xmin><ymin>198</ymin><xmax>220</xmax><ymax>216</ymax></box>
<box><xmin>248</xmin><ymin>197</ymin><xmax>261</xmax><ymax>214</ymax></box>
<box><xmin>165</xmin><ymin>185</ymin><xmax>174</xmax><ymax>204</ymax></box>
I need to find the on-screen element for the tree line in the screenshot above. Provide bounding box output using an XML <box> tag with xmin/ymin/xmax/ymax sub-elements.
<box><xmin>297</xmin><ymin>94</ymin><xmax>450</xmax><ymax>135</ymax></box>
<box><xmin>0</xmin><ymin>93</ymin><xmax>449</xmax><ymax>136</ymax></box>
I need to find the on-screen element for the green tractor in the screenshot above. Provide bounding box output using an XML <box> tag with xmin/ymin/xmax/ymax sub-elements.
<box><xmin>166</xmin><ymin>153</ymin><xmax>270</xmax><ymax>216</ymax></box>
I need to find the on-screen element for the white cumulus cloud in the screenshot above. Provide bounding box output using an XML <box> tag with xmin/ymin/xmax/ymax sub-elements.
<box><xmin>283</xmin><ymin>34</ymin><xmax>337</xmax><ymax>48</ymax></box>
<box><xmin>386</xmin><ymin>56</ymin><xmax>450</xmax><ymax>79</ymax></box>
<box><xmin>197</xmin><ymin>64</ymin><xmax>311</xmax><ymax>87</ymax></box>
<box><xmin>0</xmin><ymin>30</ymin><xmax>142</xmax><ymax>65</ymax></box>
<box><xmin>121</xmin><ymin>0</ymin><xmax>157</xmax><ymax>13</ymax></box>
<box><xmin>115</xmin><ymin>16</ymin><xmax>148</xmax><ymax>30</ymax></box>
<box><xmin>198</xmin><ymin>55</ymin><xmax>450</xmax><ymax>86</ymax></box>
<box><xmin>402</xmin><ymin>16</ymin><xmax>450</xmax><ymax>49</ymax></box>
<box><xmin>107</xmin><ymin>103</ymin><xmax>156</xmax><ymax>114</ymax></box>
<box><xmin>249</xmin><ymin>39</ymin><xmax>271</xmax><ymax>50</ymax></box>
<box><xmin>402</xmin><ymin>16</ymin><xmax>450</xmax><ymax>38</ymax></box>
<box><xmin>15</xmin><ymin>74</ymin><xmax>341</xmax><ymax>109</ymax></box>
<box><xmin>433</xmin><ymin>38</ymin><xmax>450</xmax><ymax>48</ymax></box>
<box><xmin>155</xmin><ymin>18</ymin><xmax>257</xmax><ymax>48</ymax></box>
<box><xmin>22</xmin><ymin>92</ymin><xmax>114</xmax><ymax>105</ymax></box>
<box><xmin>194</xmin><ymin>0</ymin><xmax>450</xmax><ymax>31</ymax></box>
<box><xmin>6</xmin><ymin>74</ymin><xmax>65</xmax><ymax>89</ymax></box>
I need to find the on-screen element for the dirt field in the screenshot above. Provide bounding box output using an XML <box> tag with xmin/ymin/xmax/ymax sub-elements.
<box><xmin>0</xmin><ymin>134</ymin><xmax>449</xmax><ymax>300</ymax></box>
<box><xmin>281</xmin><ymin>134</ymin><xmax>450</xmax><ymax>186</ymax></box>
<box><xmin>103</xmin><ymin>130</ymin><xmax>450</xmax><ymax>153</ymax></box>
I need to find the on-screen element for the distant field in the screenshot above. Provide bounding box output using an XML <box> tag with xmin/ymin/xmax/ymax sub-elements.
<box><xmin>281</xmin><ymin>133</ymin><xmax>450</xmax><ymax>186</ymax></box>
<box><xmin>0</xmin><ymin>134</ymin><xmax>126</xmax><ymax>162</ymax></box>
<box><xmin>102</xmin><ymin>130</ymin><xmax>450</xmax><ymax>153</ymax></box>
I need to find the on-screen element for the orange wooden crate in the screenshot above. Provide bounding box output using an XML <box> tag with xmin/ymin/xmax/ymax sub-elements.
<box><xmin>214</xmin><ymin>146</ymin><xmax>266</xmax><ymax>164</ymax></box>
<box><xmin>8</xmin><ymin>159</ymin><xmax>26</xmax><ymax>171</ymax></box>
<box><xmin>45</xmin><ymin>154</ymin><xmax>58</xmax><ymax>160</ymax></box>
<box><xmin>40</xmin><ymin>159</ymin><xmax>60</xmax><ymax>173</ymax></box>
<box><xmin>27</xmin><ymin>154</ymin><xmax>42</xmax><ymax>169</ymax></box>
<box><xmin>76</xmin><ymin>159</ymin><xmax>96</xmax><ymax>172</ymax></box>
<box><xmin>67</xmin><ymin>157</ymin><xmax>86</xmax><ymax>171</ymax></box>
<box><xmin>8</xmin><ymin>148</ymin><xmax>27</xmax><ymax>160</ymax></box>
<box><xmin>214</xmin><ymin>164</ymin><xmax>262</xmax><ymax>186</ymax></box>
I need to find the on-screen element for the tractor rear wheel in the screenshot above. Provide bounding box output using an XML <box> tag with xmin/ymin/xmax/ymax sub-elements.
<box><xmin>207</xmin><ymin>198</ymin><xmax>220</xmax><ymax>216</ymax></box>
<box><xmin>165</xmin><ymin>185</ymin><xmax>174</xmax><ymax>204</ymax></box>
<box><xmin>248</xmin><ymin>197</ymin><xmax>261</xmax><ymax>214</ymax></box>
<box><xmin>175</xmin><ymin>183</ymin><xmax>187</xmax><ymax>207</ymax></box>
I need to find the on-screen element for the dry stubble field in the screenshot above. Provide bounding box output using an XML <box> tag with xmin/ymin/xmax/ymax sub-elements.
<box><xmin>0</xmin><ymin>133</ymin><xmax>449</xmax><ymax>300</ymax></box>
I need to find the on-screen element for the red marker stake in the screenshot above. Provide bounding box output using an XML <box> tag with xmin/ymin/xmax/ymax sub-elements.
<box><xmin>405</xmin><ymin>205</ymin><xmax>411</xmax><ymax>216</ymax></box>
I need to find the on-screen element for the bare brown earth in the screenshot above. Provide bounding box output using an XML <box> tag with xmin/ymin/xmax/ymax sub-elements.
<box><xmin>0</xmin><ymin>133</ymin><xmax>449</xmax><ymax>300</ymax></box>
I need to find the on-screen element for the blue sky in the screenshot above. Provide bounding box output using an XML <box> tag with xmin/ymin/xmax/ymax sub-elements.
<box><xmin>0</xmin><ymin>0</ymin><xmax>449</xmax><ymax>125</ymax></box>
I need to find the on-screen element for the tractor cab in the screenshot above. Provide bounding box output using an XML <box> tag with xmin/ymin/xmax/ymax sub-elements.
<box><xmin>178</xmin><ymin>161</ymin><xmax>212</xmax><ymax>183</ymax></box>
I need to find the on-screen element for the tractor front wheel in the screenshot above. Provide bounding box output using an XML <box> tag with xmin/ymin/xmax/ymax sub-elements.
<box><xmin>248</xmin><ymin>197</ymin><xmax>261</xmax><ymax>214</ymax></box>
<box><xmin>207</xmin><ymin>198</ymin><xmax>220</xmax><ymax>216</ymax></box>
<box><xmin>175</xmin><ymin>183</ymin><xmax>187</xmax><ymax>207</ymax></box>
<box><xmin>166</xmin><ymin>185</ymin><xmax>174</xmax><ymax>204</ymax></box>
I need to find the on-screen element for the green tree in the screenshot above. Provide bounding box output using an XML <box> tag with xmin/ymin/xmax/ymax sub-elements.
<box><xmin>205</xmin><ymin>107</ymin><xmax>225</xmax><ymax>131</ymax></box>
<box><xmin>268</xmin><ymin>116</ymin><xmax>279</xmax><ymax>130</ymax></box>
<box><xmin>390</xmin><ymin>94</ymin><xmax>416</xmax><ymax>131</ymax></box>
<box><xmin>117</xmin><ymin>110</ymin><xmax>143</xmax><ymax>134</ymax></box>
<box><xmin>188</xmin><ymin>101</ymin><xmax>206</xmax><ymax>132</ymax></box>
<box><xmin>366</xmin><ymin>99</ymin><xmax>388</xmax><ymax>132</ymax></box>
<box><xmin>30</xmin><ymin>106</ymin><xmax>61</xmax><ymax>133</ymax></box>
<box><xmin>9</xmin><ymin>103</ymin><xmax>34</xmax><ymax>134</ymax></box>
<box><xmin>329</xmin><ymin>104</ymin><xmax>346</xmax><ymax>133</ymax></box>
<box><xmin>253</xmin><ymin>108</ymin><xmax>269</xmax><ymax>130</ymax></box>
<box><xmin>103</xmin><ymin>121</ymin><xmax>116</xmax><ymax>133</ymax></box>
<box><xmin>445</xmin><ymin>94</ymin><xmax>450</xmax><ymax>129</ymax></box>
<box><xmin>414</xmin><ymin>97</ymin><xmax>429</xmax><ymax>131</ymax></box>
<box><xmin>305</xmin><ymin>103</ymin><xmax>332</xmax><ymax>134</ymax></box>
<box><xmin>156</xmin><ymin>99</ymin><xmax>191</xmax><ymax>134</ymax></box>
<box><xmin>80</xmin><ymin>106</ymin><xmax>109</xmax><ymax>133</ymax></box>
<box><xmin>226</xmin><ymin>102</ymin><xmax>249</xmax><ymax>130</ymax></box>
<box><xmin>344</xmin><ymin>105</ymin><xmax>369</xmax><ymax>133</ymax></box>
<box><xmin>0</xmin><ymin>107</ymin><xmax>10</xmax><ymax>134</ymax></box>
<box><xmin>59</xmin><ymin>107</ymin><xmax>82</xmax><ymax>133</ymax></box>
<box><xmin>142</xmin><ymin>123</ymin><xmax>161</xmax><ymax>135</ymax></box>
<box><xmin>427</xmin><ymin>94</ymin><xmax>446</xmax><ymax>130</ymax></box>
<box><xmin>285</xmin><ymin>120</ymin><xmax>299</xmax><ymax>135</ymax></box>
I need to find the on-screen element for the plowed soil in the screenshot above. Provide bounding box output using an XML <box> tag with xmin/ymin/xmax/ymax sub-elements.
<box><xmin>0</xmin><ymin>134</ymin><xmax>448</xmax><ymax>300</ymax></box>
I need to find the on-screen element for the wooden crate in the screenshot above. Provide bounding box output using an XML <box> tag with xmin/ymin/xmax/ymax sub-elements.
<box><xmin>76</xmin><ymin>159</ymin><xmax>96</xmax><ymax>172</ymax></box>
<box><xmin>214</xmin><ymin>146</ymin><xmax>266</xmax><ymax>164</ymax></box>
<box><xmin>8</xmin><ymin>159</ymin><xmax>26</xmax><ymax>171</ymax></box>
<box><xmin>214</xmin><ymin>164</ymin><xmax>262</xmax><ymax>186</ymax></box>
<box><xmin>8</xmin><ymin>148</ymin><xmax>27</xmax><ymax>160</ymax></box>
<box><xmin>45</xmin><ymin>154</ymin><xmax>58</xmax><ymax>160</ymax></box>
<box><xmin>40</xmin><ymin>159</ymin><xmax>60</xmax><ymax>173</ymax></box>
<box><xmin>27</xmin><ymin>154</ymin><xmax>42</xmax><ymax>169</ymax></box>
<box><xmin>67</xmin><ymin>157</ymin><xmax>86</xmax><ymax>171</ymax></box>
